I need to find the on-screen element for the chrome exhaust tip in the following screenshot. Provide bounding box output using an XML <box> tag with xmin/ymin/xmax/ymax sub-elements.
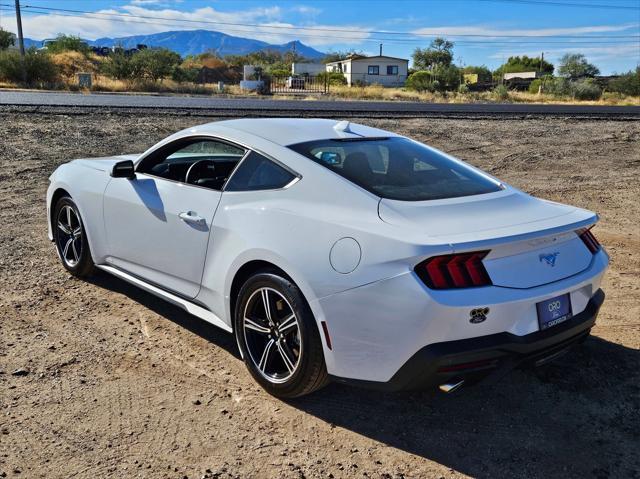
<box><xmin>438</xmin><ymin>379</ymin><xmax>464</xmax><ymax>394</ymax></box>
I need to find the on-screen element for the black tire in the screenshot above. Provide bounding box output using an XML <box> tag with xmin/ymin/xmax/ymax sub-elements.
<box><xmin>53</xmin><ymin>196</ymin><xmax>94</xmax><ymax>277</ymax></box>
<box><xmin>235</xmin><ymin>271</ymin><xmax>329</xmax><ymax>398</ymax></box>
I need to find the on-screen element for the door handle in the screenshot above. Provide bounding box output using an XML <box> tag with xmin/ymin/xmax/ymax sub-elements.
<box><xmin>179</xmin><ymin>211</ymin><xmax>206</xmax><ymax>226</ymax></box>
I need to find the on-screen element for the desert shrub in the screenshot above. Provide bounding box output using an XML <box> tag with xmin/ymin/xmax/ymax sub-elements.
<box><xmin>406</xmin><ymin>71</ymin><xmax>434</xmax><ymax>92</ymax></box>
<box><xmin>493</xmin><ymin>84</ymin><xmax>509</xmax><ymax>100</ymax></box>
<box><xmin>268</xmin><ymin>68</ymin><xmax>289</xmax><ymax>77</ymax></box>
<box><xmin>572</xmin><ymin>79</ymin><xmax>602</xmax><ymax>100</ymax></box>
<box><xmin>45</xmin><ymin>34</ymin><xmax>90</xmax><ymax>55</ymax></box>
<box><xmin>171</xmin><ymin>66</ymin><xmax>199</xmax><ymax>83</ymax></box>
<box><xmin>0</xmin><ymin>48</ymin><xmax>58</xmax><ymax>84</ymax></box>
<box><xmin>101</xmin><ymin>51</ymin><xmax>134</xmax><ymax>80</ymax></box>
<box><xmin>545</xmin><ymin>77</ymin><xmax>572</xmax><ymax>96</ymax></box>
<box><xmin>130</xmin><ymin>48</ymin><xmax>181</xmax><ymax>82</ymax></box>
<box><xmin>51</xmin><ymin>51</ymin><xmax>97</xmax><ymax>79</ymax></box>
<box><xmin>529</xmin><ymin>79</ymin><xmax>542</xmax><ymax>94</ymax></box>
<box><xmin>608</xmin><ymin>69</ymin><xmax>640</xmax><ymax>96</ymax></box>
<box><xmin>0</xmin><ymin>27</ymin><xmax>14</xmax><ymax>50</ymax></box>
<box><xmin>316</xmin><ymin>71</ymin><xmax>347</xmax><ymax>85</ymax></box>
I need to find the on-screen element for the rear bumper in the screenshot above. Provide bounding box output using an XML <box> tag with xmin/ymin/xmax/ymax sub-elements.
<box><xmin>330</xmin><ymin>289</ymin><xmax>604</xmax><ymax>391</ymax></box>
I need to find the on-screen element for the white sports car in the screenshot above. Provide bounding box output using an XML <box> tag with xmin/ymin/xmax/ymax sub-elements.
<box><xmin>47</xmin><ymin>119</ymin><xmax>608</xmax><ymax>397</ymax></box>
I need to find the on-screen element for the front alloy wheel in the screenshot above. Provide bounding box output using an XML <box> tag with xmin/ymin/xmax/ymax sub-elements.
<box><xmin>235</xmin><ymin>272</ymin><xmax>328</xmax><ymax>398</ymax></box>
<box><xmin>53</xmin><ymin>196</ymin><xmax>94</xmax><ymax>277</ymax></box>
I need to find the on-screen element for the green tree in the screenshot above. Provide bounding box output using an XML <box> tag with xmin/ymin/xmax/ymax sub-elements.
<box><xmin>0</xmin><ymin>27</ymin><xmax>15</xmax><ymax>50</ymax></box>
<box><xmin>412</xmin><ymin>38</ymin><xmax>454</xmax><ymax>70</ymax></box>
<box><xmin>461</xmin><ymin>65</ymin><xmax>492</xmax><ymax>83</ymax></box>
<box><xmin>494</xmin><ymin>55</ymin><xmax>554</xmax><ymax>77</ymax></box>
<box><xmin>321</xmin><ymin>50</ymin><xmax>365</xmax><ymax>63</ymax></box>
<box><xmin>45</xmin><ymin>34</ymin><xmax>90</xmax><ymax>54</ymax></box>
<box><xmin>608</xmin><ymin>67</ymin><xmax>640</xmax><ymax>96</ymax></box>
<box><xmin>101</xmin><ymin>51</ymin><xmax>134</xmax><ymax>80</ymax></box>
<box><xmin>557</xmin><ymin>53</ymin><xmax>600</xmax><ymax>79</ymax></box>
<box><xmin>130</xmin><ymin>48</ymin><xmax>181</xmax><ymax>82</ymax></box>
<box><xmin>0</xmin><ymin>48</ymin><xmax>58</xmax><ymax>84</ymax></box>
<box><xmin>406</xmin><ymin>64</ymin><xmax>461</xmax><ymax>92</ymax></box>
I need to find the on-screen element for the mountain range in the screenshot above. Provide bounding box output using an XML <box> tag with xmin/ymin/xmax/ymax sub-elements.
<box><xmin>23</xmin><ymin>29</ymin><xmax>326</xmax><ymax>59</ymax></box>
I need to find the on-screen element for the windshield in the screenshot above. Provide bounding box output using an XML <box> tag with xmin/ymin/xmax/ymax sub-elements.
<box><xmin>288</xmin><ymin>137</ymin><xmax>502</xmax><ymax>201</ymax></box>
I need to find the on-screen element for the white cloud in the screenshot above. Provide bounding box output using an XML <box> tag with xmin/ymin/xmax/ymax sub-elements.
<box><xmin>412</xmin><ymin>23</ymin><xmax>639</xmax><ymax>38</ymax></box>
<box><xmin>0</xmin><ymin>3</ymin><xmax>370</xmax><ymax>46</ymax></box>
<box><xmin>290</xmin><ymin>6</ymin><xmax>322</xmax><ymax>16</ymax></box>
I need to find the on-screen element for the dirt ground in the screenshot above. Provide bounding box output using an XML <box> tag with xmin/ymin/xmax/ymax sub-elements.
<box><xmin>0</xmin><ymin>110</ymin><xmax>638</xmax><ymax>479</ymax></box>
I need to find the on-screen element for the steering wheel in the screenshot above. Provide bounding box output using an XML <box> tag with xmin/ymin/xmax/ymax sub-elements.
<box><xmin>185</xmin><ymin>159</ymin><xmax>216</xmax><ymax>185</ymax></box>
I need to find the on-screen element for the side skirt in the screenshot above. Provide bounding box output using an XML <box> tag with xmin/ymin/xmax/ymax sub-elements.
<box><xmin>95</xmin><ymin>264</ymin><xmax>232</xmax><ymax>333</ymax></box>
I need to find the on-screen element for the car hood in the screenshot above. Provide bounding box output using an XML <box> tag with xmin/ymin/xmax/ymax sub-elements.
<box><xmin>71</xmin><ymin>154</ymin><xmax>139</xmax><ymax>172</ymax></box>
<box><xmin>378</xmin><ymin>189</ymin><xmax>597</xmax><ymax>246</ymax></box>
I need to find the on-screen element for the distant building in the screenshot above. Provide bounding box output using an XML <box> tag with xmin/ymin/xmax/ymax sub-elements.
<box><xmin>503</xmin><ymin>71</ymin><xmax>542</xmax><ymax>80</ymax></box>
<box><xmin>325</xmin><ymin>54</ymin><xmax>409</xmax><ymax>87</ymax></box>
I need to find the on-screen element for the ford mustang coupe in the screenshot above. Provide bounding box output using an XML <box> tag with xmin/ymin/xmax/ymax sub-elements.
<box><xmin>47</xmin><ymin>119</ymin><xmax>608</xmax><ymax>397</ymax></box>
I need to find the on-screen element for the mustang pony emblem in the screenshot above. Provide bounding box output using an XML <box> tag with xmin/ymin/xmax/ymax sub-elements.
<box><xmin>539</xmin><ymin>252</ymin><xmax>560</xmax><ymax>267</ymax></box>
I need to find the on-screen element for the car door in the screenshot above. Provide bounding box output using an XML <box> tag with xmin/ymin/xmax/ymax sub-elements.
<box><xmin>102</xmin><ymin>137</ymin><xmax>246</xmax><ymax>298</ymax></box>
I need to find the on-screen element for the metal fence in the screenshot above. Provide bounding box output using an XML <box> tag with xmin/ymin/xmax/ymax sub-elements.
<box><xmin>268</xmin><ymin>75</ymin><xmax>329</xmax><ymax>95</ymax></box>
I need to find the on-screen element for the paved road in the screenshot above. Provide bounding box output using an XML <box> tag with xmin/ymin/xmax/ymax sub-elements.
<box><xmin>1</xmin><ymin>90</ymin><xmax>639</xmax><ymax>116</ymax></box>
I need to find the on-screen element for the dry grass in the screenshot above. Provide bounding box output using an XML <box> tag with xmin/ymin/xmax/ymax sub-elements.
<box><xmin>2</xmin><ymin>74</ymin><xmax>638</xmax><ymax>105</ymax></box>
<box><xmin>89</xmin><ymin>76</ymin><xmax>223</xmax><ymax>95</ymax></box>
<box><xmin>325</xmin><ymin>84</ymin><xmax>639</xmax><ymax>106</ymax></box>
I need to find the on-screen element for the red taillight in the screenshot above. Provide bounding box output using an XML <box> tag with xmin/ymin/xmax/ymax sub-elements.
<box><xmin>416</xmin><ymin>251</ymin><xmax>492</xmax><ymax>289</ymax></box>
<box><xmin>579</xmin><ymin>228</ymin><xmax>601</xmax><ymax>254</ymax></box>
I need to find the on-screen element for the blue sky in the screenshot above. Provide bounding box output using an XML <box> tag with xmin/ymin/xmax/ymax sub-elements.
<box><xmin>0</xmin><ymin>0</ymin><xmax>638</xmax><ymax>73</ymax></box>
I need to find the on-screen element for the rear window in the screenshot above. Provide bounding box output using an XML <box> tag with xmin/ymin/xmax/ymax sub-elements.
<box><xmin>288</xmin><ymin>137</ymin><xmax>502</xmax><ymax>201</ymax></box>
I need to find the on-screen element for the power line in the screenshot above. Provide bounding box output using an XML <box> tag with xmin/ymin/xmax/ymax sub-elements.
<box><xmin>5</xmin><ymin>3</ymin><xmax>639</xmax><ymax>39</ymax></box>
<box><xmin>476</xmin><ymin>0</ymin><xmax>640</xmax><ymax>10</ymax></box>
<box><xmin>5</xmin><ymin>7</ymin><xmax>638</xmax><ymax>49</ymax></box>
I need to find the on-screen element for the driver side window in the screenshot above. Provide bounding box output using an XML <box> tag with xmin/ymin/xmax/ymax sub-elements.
<box><xmin>138</xmin><ymin>138</ymin><xmax>246</xmax><ymax>191</ymax></box>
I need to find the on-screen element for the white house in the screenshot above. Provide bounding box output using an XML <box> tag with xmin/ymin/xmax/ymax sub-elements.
<box><xmin>325</xmin><ymin>55</ymin><xmax>409</xmax><ymax>87</ymax></box>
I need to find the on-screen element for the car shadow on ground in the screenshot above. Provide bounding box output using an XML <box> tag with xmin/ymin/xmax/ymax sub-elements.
<box><xmin>86</xmin><ymin>271</ymin><xmax>240</xmax><ymax>359</ymax></box>
<box><xmin>289</xmin><ymin>335</ymin><xmax>639</xmax><ymax>478</ymax></box>
<box><xmin>86</xmin><ymin>271</ymin><xmax>639</xmax><ymax>479</ymax></box>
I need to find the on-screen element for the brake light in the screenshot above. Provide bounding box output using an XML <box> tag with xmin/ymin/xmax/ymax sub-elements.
<box><xmin>579</xmin><ymin>228</ymin><xmax>601</xmax><ymax>254</ymax></box>
<box><xmin>416</xmin><ymin>251</ymin><xmax>492</xmax><ymax>289</ymax></box>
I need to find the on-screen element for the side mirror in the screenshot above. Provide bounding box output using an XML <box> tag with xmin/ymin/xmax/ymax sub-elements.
<box><xmin>111</xmin><ymin>160</ymin><xmax>136</xmax><ymax>179</ymax></box>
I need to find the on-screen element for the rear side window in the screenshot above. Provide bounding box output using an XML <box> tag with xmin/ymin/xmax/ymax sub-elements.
<box><xmin>225</xmin><ymin>151</ymin><xmax>296</xmax><ymax>191</ymax></box>
<box><xmin>288</xmin><ymin>137</ymin><xmax>502</xmax><ymax>201</ymax></box>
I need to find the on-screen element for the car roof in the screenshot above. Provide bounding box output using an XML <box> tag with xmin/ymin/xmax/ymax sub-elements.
<box><xmin>188</xmin><ymin>118</ymin><xmax>399</xmax><ymax>147</ymax></box>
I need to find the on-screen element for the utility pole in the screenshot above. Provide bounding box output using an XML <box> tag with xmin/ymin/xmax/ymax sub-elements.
<box><xmin>379</xmin><ymin>43</ymin><xmax>383</xmax><ymax>56</ymax></box>
<box><xmin>14</xmin><ymin>0</ymin><xmax>26</xmax><ymax>83</ymax></box>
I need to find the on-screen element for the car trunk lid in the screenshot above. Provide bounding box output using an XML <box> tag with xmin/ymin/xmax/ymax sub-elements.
<box><xmin>379</xmin><ymin>190</ymin><xmax>597</xmax><ymax>288</ymax></box>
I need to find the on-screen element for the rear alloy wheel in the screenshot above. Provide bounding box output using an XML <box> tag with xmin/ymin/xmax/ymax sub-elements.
<box><xmin>235</xmin><ymin>272</ymin><xmax>328</xmax><ymax>398</ymax></box>
<box><xmin>53</xmin><ymin>197</ymin><xmax>94</xmax><ymax>277</ymax></box>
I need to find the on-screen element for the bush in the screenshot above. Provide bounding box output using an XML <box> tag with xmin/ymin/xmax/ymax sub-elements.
<box><xmin>608</xmin><ymin>69</ymin><xmax>640</xmax><ymax>96</ymax></box>
<box><xmin>405</xmin><ymin>71</ymin><xmax>435</xmax><ymax>92</ymax></box>
<box><xmin>0</xmin><ymin>27</ymin><xmax>15</xmax><ymax>50</ymax></box>
<box><xmin>0</xmin><ymin>48</ymin><xmax>58</xmax><ymax>84</ymax></box>
<box><xmin>130</xmin><ymin>48</ymin><xmax>181</xmax><ymax>82</ymax></box>
<box><xmin>101</xmin><ymin>51</ymin><xmax>134</xmax><ymax>80</ymax></box>
<box><xmin>545</xmin><ymin>77</ymin><xmax>572</xmax><ymax>96</ymax></box>
<box><xmin>493</xmin><ymin>84</ymin><xmax>509</xmax><ymax>100</ymax></box>
<box><xmin>316</xmin><ymin>71</ymin><xmax>347</xmax><ymax>85</ymax></box>
<box><xmin>529</xmin><ymin>79</ymin><xmax>542</xmax><ymax>94</ymax></box>
<box><xmin>572</xmin><ymin>79</ymin><xmax>602</xmax><ymax>100</ymax></box>
<box><xmin>45</xmin><ymin>35</ymin><xmax>90</xmax><ymax>55</ymax></box>
<box><xmin>171</xmin><ymin>66</ymin><xmax>199</xmax><ymax>83</ymax></box>
<box><xmin>457</xmin><ymin>83</ymin><xmax>469</xmax><ymax>94</ymax></box>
